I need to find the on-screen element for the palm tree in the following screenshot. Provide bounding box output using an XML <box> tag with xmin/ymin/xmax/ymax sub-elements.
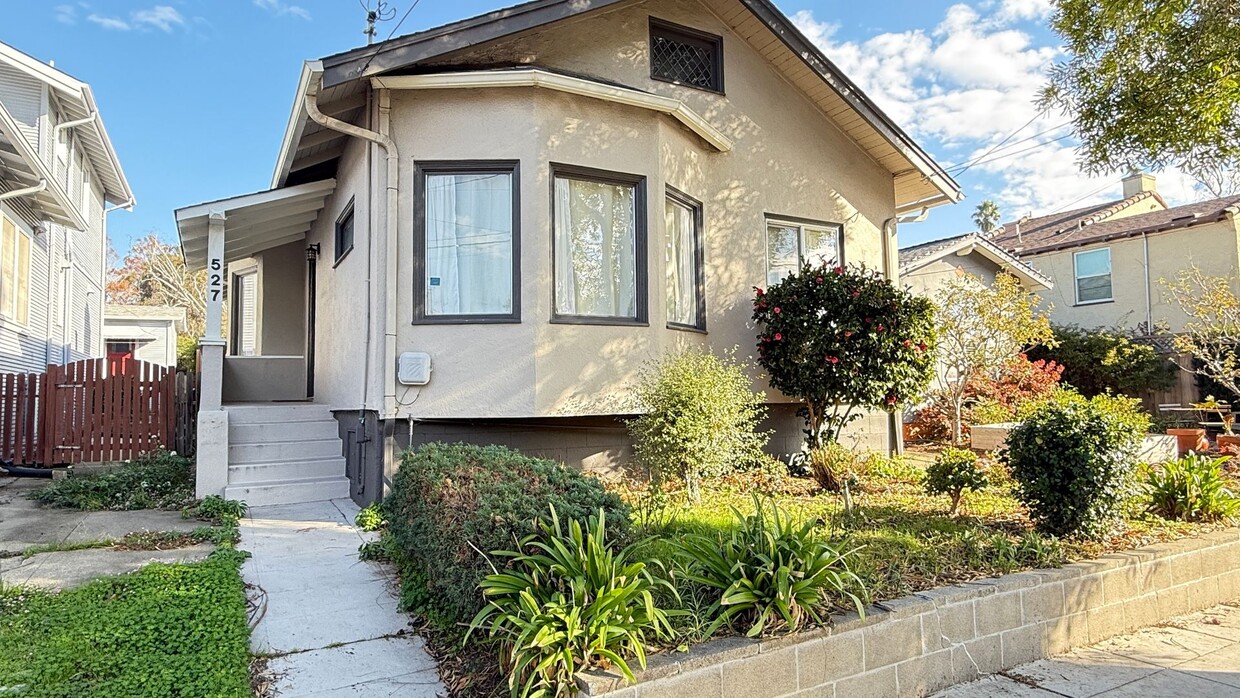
<box><xmin>973</xmin><ymin>200</ymin><xmax>1001</xmax><ymax>234</ymax></box>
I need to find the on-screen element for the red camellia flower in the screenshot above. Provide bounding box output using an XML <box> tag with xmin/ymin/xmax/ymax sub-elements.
<box><xmin>902</xmin><ymin>339</ymin><xmax>911</xmax><ymax>347</ymax></box>
<box><xmin>833</xmin><ymin>266</ymin><xmax>844</xmax><ymax>275</ymax></box>
<box><xmin>816</xmin><ymin>277</ymin><xmax>824</xmax><ymax>283</ymax></box>
<box><xmin>917</xmin><ymin>342</ymin><xmax>928</xmax><ymax>352</ymax></box>
<box><xmin>886</xmin><ymin>395</ymin><xmax>898</xmax><ymax>405</ymax></box>
<box><xmin>774</xmin><ymin>307</ymin><xmax>781</xmax><ymax>314</ymax></box>
<box><xmin>755</xmin><ymin>287</ymin><xmax>765</xmax><ymax>296</ymax></box>
<box><xmin>877</xmin><ymin>324</ymin><xmax>885</xmax><ymax>332</ymax></box>
<box><xmin>851</xmin><ymin>291</ymin><xmax>860</xmax><ymax>297</ymax></box>
<box><xmin>774</xmin><ymin>333</ymin><xmax>782</xmax><ymax>341</ymax></box>
<box><xmin>844</xmin><ymin>331</ymin><xmax>853</xmax><ymax>338</ymax></box>
<box><xmin>827</xmin><ymin>356</ymin><xmax>839</xmax><ymax>364</ymax></box>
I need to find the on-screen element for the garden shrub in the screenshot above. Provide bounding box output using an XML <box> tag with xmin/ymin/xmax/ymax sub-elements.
<box><xmin>628</xmin><ymin>348</ymin><xmax>769</xmax><ymax>501</ymax></box>
<box><xmin>468</xmin><ymin>507</ymin><xmax>675</xmax><ymax>697</ymax></box>
<box><xmin>753</xmin><ymin>263</ymin><xmax>936</xmax><ymax>447</ymax></box>
<box><xmin>673</xmin><ymin>494</ymin><xmax>864</xmax><ymax>637</ymax></box>
<box><xmin>804</xmin><ymin>441</ymin><xmax>860</xmax><ymax>493</ymax></box>
<box><xmin>355</xmin><ymin>502</ymin><xmax>385</xmax><ymax>531</ymax></box>
<box><xmin>907</xmin><ymin>355</ymin><xmax>1064</xmax><ymax>442</ymax></box>
<box><xmin>1144</xmin><ymin>453</ymin><xmax>1240</xmax><ymax>522</ymax></box>
<box><xmin>31</xmin><ymin>449</ymin><xmax>195</xmax><ymax>511</ymax></box>
<box><xmin>1003</xmin><ymin>393</ymin><xmax>1149</xmax><ymax>538</ymax></box>
<box><xmin>924</xmin><ymin>447</ymin><xmax>987</xmax><ymax>514</ymax></box>
<box><xmin>1027</xmin><ymin>324</ymin><xmax>1176</xmax><ymax>397</ymax></box>
<box><xmin>382</xmin><ymin>443</ymin><xmax>630</xmax><ymax>632</ymax></box>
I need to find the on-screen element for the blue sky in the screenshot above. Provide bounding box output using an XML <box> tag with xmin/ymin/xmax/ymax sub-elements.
<box><xmin>0</xmin><ymin>0</ymin><xmax>1212</xmax><ymax>257</ymax></box>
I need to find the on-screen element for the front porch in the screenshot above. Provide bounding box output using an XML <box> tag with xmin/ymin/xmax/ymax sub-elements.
<box><xmin>175</xmin><ymin>180</ymin><xmax>349</xmax><ymax>504</ymax></box>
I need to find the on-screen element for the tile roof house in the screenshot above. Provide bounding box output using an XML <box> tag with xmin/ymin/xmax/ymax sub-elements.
<box><xmin>175</xmin><ymin>0</ymin><xmax>961</xmax><ymax>506</ymax></box>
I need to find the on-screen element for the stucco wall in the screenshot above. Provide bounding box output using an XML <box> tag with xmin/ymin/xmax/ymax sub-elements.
<box><xmin>1026</xmin><ymin>219</ymin><xmax>1240</xmax><ymax>333</ymax></box>
<box><xmin>374</xmin><ymin>0</ymin><xmax>896</xmax><ymax>424</ymax></box>
<box><xmin>253</xmin><ymin>241</ymin><xmax>306</xmax><ymax>356</ymax></box>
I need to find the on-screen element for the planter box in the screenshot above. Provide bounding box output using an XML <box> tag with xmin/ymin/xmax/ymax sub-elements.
<box><xmin>580</xmin><ymin>528</ymin><xmax>1240</xmax><ymax>697</ymax></box>
<box><xmin>1168</xmin><ymin>428</ymin><xmax>1209</xmax><ymax>456</ymax></box>
<box><xmin>971</xmin><ymin>424</ymin><xmax>1176</xmax><ymax>464</ymax></box>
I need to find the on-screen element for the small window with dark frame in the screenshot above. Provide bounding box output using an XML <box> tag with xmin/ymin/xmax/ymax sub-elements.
<box><xmin>649</xmin><ymin>18</ymin><xmax>724</xmax><ymax>93</ymax></box>
<box><xmin>764</xmin><ymin>217</ymin><xmax>843</xmax><ymax>286</ymax></box>
<box><xmin>665</xmin><ymin>188</ymin><xmax>705</xmax><ymax>330</ymax></box>
<box><xmin>335</xmin><ymin>199</ymin><xmax>355</xmax><ymax>263</ymax></box>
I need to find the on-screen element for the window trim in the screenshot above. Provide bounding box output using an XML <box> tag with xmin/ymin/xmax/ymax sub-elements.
<box><xmin>333</xmin><ymin>197</ymin><xmax>355</xmax><ymax>267</ymax></box>
<box><xmin>648</xmin><ymin>17</ymin><xmax>726</xmax><ymax>95</ymax></box>
<box><xmin>664</xmin><ymin>185</ymin><xmax>706</xmax><ymax>333</ymax></box>
<box><xmin>412</xmin><ymin>160</ymin><xmax>522</xmax><ymax>325</ymax></box>
<box><xmin>550</xmin><ymin>162</ymin><xmax>649</xmax><ymax>327</ymax></box>
<box><xmin>230</xmin><ymin>268</ymin><xmax>259</xmax><ymax>357</ymax></box>
<box><xmin>1073</xmin><ymin>247</ymin><xmax>1113</xmax><ymax>306</ymax></box>
<box><xmin>763</xmin><ymin>214</ymin><xmax>845</xmax><ymax>285</ymax></box>
<box><xmin>0</xmin><ymin>209</ymin><xmax>31</xmax><ymax>328</ymax></box>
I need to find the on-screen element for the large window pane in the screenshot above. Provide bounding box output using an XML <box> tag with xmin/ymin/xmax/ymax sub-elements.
<box><xmin>803</xmin><ymin>226</ymin><xmax>840</xmax><ymax>267</ymax></box>
<box><xmin>765</xmin><ymin>224</ymin><xmax>799</xmax><ymax>286</ymax></box>
<box><xmin>0</xmin><ymin>216</ymin><xmax>14</xmax><ymax>320</ymax></box>
<box><xmin>554</xmin><ymin>175</ymin><xmax>638</xmax><ymax>318</ymax></box>
<box><xmin>15</xmin><ymin>230</ymin><xmax>29</xmax><ymax>325</ymax></box>
<box><xmin>666</xmin><ymin>195</ymin><xmax>701</xmax><ymax>327</ymax></box>
<box><xmin>425</xmin><ymin>172</ymin><xmax>514</xmax><ymax>316</ymax></box>
<box><xmin>1075</xmin><ymin>249</ymin><xmax>1110</xmax><ymax>278</ymax></box>
<box><xmin>1077</xmin><ymin>275</ymin><xmax>1112</xmax><ymax>302</ymax></box>
<box><xmin>1075</xmin><ymin>248</ymin><xmax>1112</xmax><ymax>303</ymax></box>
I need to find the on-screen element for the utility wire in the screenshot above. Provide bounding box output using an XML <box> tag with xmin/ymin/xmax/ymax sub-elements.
<box><xmin>944</xmin><ymin>122</ymin><xmax>1072</xmax><ymax>172</ymax></box>
<box><xmin>951</xmin><ymin>109</ymin><xmax>1049</xmax><ymax>177</ymax></box>
<box><xmin>1046</xmin><ymin>178</ymin><xmax>1121</xmax><ymax>215</ymax></box>
<box><xmin>357</xmin><ymin>0</ymin><xmax>422</xmax><ymax>74</ymax></box>
<box><xmin>948</xmin><ymin>133</ymin><xmax>1074</xmax><ymax>173</ymax></box>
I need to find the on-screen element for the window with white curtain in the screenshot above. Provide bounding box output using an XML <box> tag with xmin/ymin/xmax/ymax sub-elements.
<box><xmin>665</xmin><ymin>189</ymin><xmax>704</xmax><ymax>329</ymax></box>
<box><xmin>764</xmin><ymin>218</ymin><xmax>842</xmax><ymax>286</ymax></box>
<box><xmin>0</xmin><ymin>211</ymin><xmax>30</xmax><ymax>326</ymax></box>
<box><xmin>552</xmin><ymin>165</ymin><xmax>647</xmax><ymax>323</ymax></box>
<box><xmin>416</xmin><ymin>162</ymin><xmax>519</xmax><ymax>322</ymax></box>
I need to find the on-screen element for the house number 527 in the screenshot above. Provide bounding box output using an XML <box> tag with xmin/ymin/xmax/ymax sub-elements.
<box><xmin>208</xmin><ymin>257</ymin><xmax>223</xmax><ymax>302</ymax></box>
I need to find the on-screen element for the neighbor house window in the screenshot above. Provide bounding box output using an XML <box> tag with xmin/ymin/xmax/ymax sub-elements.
<box><xmin>764</xmin><ymin>217</ymin><xmax>842</xmax><ymax>286</ymax></box>
<box><xmin>1074</xmin><ymin>247</ymin><xmax>1112</xmax><ymax>304</ymax></box>
<box><xmin>415</xmin><ymin>161</ymin><xmax>520</xmax><ymax>322</ymax></box>
<box><xmin>552</xmin><ymin>165</ymin><xmax>647</xmax><ymax>324</ymax></box>
<box><xmin>335</xmin><ymin>199</ymin><xmax>355</xmax><ymax>264</ymax></box>
<box><xmin>0</xmin><ymin>212</ymin><xmax>30</xmax><ymax>325</ymax></box>
<box><xmin>232</xmin><ymin>271</ymin><xmax>258</xmax><ymax>356</ymax></box>
<box><xmin>665</xmin><ymin>188</ymin><xmax>704</xmax><ymax>330</ymax></box>
<box><xmin>650</xmin><ymin>18</ymin><xmax>724</xmax><ymax>93</ymax></box>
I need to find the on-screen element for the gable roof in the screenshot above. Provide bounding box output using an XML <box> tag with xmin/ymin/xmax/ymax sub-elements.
<box><xmin>988</xmin><ymin>192</ymin><xmax>1240</xmax><ymax>256</ymax></box>
<box><xmin>899</xmin><ymin>232</ymin><xmax>1053</xmax><ymax>291</ymax></box>
<box><xmin>275</xmin><ymin>0</ymin><xmax>961</xmax><ymax>211</ymax></box>
<box><xmin>0</xmin><ymin>42</ymin><xmax>133</xmax><ymax>207</ymax></box>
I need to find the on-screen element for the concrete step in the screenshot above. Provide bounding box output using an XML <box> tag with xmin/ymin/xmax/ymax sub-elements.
<box><xmin>230</xmin><ymin>419</ymin><xmax>339</xmax><ymax>445</ymax></box>
<box><xmin>224</xmin><ymin>403</ymin><xmax>334</xmax><ymax>424</ymax></box>
<box><xmin>228</xmin><ymin>457</ymin><xmax>345</xmax><ymax>484</ymax></box>
<box><xmin>229</xmin><ymin>438</ymin><xmax>342</xmax><ymax>465</ymax></box>
<box><xmin>224</xmin><ymin>476</ymin><xmax>351</xmax><ymax>508</ymax></box>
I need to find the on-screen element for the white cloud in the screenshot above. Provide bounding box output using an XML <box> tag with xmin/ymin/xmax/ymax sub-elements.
<box><xmin>995</xmin><ymin>0</ymin><xmax>1055</xmax><ymax>23</ymax></box>
<box><xmin>87</xmin><ymin>13</ymin><xmax>131</xmax><ymax>30</ymax></box>
<box><xmin>131</xmin><ymin>5</ymin><xmax>185</xmax><ymax>32</ymax></box>
<box><xmin>54</xmin><ymin>5</ymin><xmax>77</xmax><ymax>24</ymax></box>
<box><xmin>254</xmin><ymin>0</ymin><xmax>311</xmax><ymax>20</ymax></box>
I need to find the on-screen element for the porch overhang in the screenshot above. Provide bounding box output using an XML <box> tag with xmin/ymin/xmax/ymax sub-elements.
<box><xmin>174</xmin><ymin>179</ymin><xmax>337</xmax><ymax>267</ymax></box>
<box><xmin>0</xmin><ymin>103</ymin><xmax>89</xmax><ymax>230</ymax></box>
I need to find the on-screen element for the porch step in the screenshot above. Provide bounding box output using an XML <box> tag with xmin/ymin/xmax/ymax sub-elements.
<box><xmin>228</xmin><ymin>438</ymin><xmax>342</xmax><ymax>465</ymax></box>
<box><xmin>224</xmin><ymin>476</ymin><xmax>351</xmax><ymax>508</ymax></box>
<box><xmin>228</xmin><ymin>457</ymin><xmax>346</xmax><ymax>484</ymax></box>
<box><xmin>230</xmin><ymin>419</ymin><xmax>339</xmax><ymax>445</ymax></box>
<box><xmin>223</xmin><ymin>403</ymin><xmax>334</xmax><ymax>424</ymax></box>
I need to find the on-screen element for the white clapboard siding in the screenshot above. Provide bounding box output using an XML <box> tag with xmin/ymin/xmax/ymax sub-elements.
<box><xmin>0</xmin><ymin>62</ymin><xmax>42</xmax><ymax>150</ymax></box>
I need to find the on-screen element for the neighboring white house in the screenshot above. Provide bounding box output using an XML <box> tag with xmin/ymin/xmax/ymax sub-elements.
<box><xmin>0</xmin><ymin>41</ymin><xmax>133</xmax><ymax>375</ymax></box>
<box><xmin>103</xmin><ymin>304</ymin><xmax>186</xmax><ymax>367</ymax></box>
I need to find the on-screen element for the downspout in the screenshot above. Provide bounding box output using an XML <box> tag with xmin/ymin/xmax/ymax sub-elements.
<box><xmin>1142</xmin><ymin>232</ymin><xmax>1153</xmax><ymax>334</ymax></box>
<box><xmin>880</xmin><ymin>207</ymin><xmax>930</xmax><ymax>456</ymax></box>
<box><xmin>53</xmin><ymin>112</ymin><xmax>97</xmax><ymax>140</ymax></box>
<box><xmin>0</xmin><ymin>178</ymin><xmax>47</xmax><ymax>202</ymax></box>
<box><xmin>303</xmin><ymin>75</ymin><xmax>399</xmax><ymax>418</ymax></box>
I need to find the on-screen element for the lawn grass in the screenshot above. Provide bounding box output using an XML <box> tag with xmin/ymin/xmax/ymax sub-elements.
<box><xmin>0</xmin><ymin>549</ymin><xmax>252</xmax><ymax>698</ymax></box>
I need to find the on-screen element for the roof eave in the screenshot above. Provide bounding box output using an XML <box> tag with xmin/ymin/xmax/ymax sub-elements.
<box><xmin>0</xmin><ymin>103</ymin><xmax>89</xmax><ymax>230</ymax></box>
<box><xmin>80</xmin><ymin>86</ymin><xmax>134</xmax><ymax>206</ymax></box>
<box><xmin>271</xmin><ymin>61</ymin><xmax>322</xmax><ymax>189</ymax></box>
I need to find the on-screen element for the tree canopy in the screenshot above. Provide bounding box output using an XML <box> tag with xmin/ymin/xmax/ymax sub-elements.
<box><xmin>107</xmin><ymin>235</ymin><xmax>206</xmax><ymax>337</ymax></box>
<box><xmin>1041</xmin><ymin>0</ymin><xmax>1240</xmax><ymax>177</ymax></box>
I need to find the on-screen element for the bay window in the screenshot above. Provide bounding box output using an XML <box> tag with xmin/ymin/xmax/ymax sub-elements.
<box><xmin>665</xmin><ymin>188</ymin><xmax>704</xmax><ymax>330</ymax></box>
<box><xmin>552</xmin><ymin>164</ymin><xmax>647</xmax><ymax>324</ymax></box>
<box><xmin>415</xmin><ymin>161</ymin><xmax>520</xmax><ymax>322</ymax></box>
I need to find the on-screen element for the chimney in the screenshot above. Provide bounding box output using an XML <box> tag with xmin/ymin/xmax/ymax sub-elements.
<box><xmin>1122</xmin><ymin>172</ymin><xmax>1157</xmax><ymax>198</ymax></box>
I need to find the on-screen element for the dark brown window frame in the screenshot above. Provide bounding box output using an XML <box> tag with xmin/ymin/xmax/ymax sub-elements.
<box><xmin>649</xmin><ymin>17</ymin><xmax>725</xmax><ymax>95</ymax></box>
<box><xmin>665</xmin><ymin>185</ymin><xmax>707</xmax><ymax>333</ymax></box>
<box><xmin>334</xmin><ymin>197</ymin><xmax>355</xmax><ymax>266</ymax></box>
<box><xmin>763</xmin><ymin>213</ymin><xmax>845</xmax><ymax>280</ymax></box>
<box><xmin>550</xmin><ymin>163</ymin><xmax>649</xmax><ymax>327</ymax></box>
<box><xmin>412</xmin><ymin>160</ymin><xmax>522</xmax><ymax>325</ymax></box>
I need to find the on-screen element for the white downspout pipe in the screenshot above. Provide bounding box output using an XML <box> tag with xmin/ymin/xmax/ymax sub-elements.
<box><xmin>303</xmin><ymin>76</ymin><xmax>399</xmax><ymax>417</ymax></box>
<box><xmin>880</xmin><ymin>207</ymin><xmax>930</xmax><ymax>457</ymax></box>
<box><xmin>0</xmin><ymin>178</ymin><xmax>48</xmax><ymax>202</ymax></box>
<box><xmin>104</xmin><ymin>197</ymin><xmax>135</xmax><ymax>214</ymax></box>
<box><xmin>1142</xmin><ymin>231</ymin><xmax>1153</xmax><ymax>334</ymax></box>
<box><xmin>53</xmin><ymin>112</ymin><xmax>97</xmax><ymax>139</ymax></box>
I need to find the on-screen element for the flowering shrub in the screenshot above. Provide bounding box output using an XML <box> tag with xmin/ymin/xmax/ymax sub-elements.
<box><xmin>907</xmin><ymin>355</ymin><xmax>1064</xmax><ymax>442</ymax></box>
<box><xmin>753</xmin><ymin>263</ymin><xmax>936</xmax><ymax>447</ymax></box>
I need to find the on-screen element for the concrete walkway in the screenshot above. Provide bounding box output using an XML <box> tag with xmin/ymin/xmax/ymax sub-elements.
<box><xmin>938</xmin><ymin>601</ymin><xmax>1240</xmax><ymax>697</ymax></box>
<box><xmin>241</xmin><ymin>498</ymin><xmax>444</xmax><ymax>697</ymax></box>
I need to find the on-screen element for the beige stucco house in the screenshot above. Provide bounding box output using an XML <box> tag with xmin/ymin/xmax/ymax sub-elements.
<box><xmin>988</xmin><ymin>174</ymin><xmax>1240</xmax><ymax>335</ymax></box>
<box><xmin>175</xmin><ymin>0</ymin><xmax>962</xmax><ymax>506</ymax></box>
<box><xmin>102</xmin><ymin>305</ymin><xmax>186</xmax><ymax>367</ymax></box>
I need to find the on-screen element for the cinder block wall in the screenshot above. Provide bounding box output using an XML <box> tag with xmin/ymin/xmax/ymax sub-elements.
<box><xmin>580</xmin><ymin>528</ymin><xmax>1240</xmax><ymax>697</ymax></box>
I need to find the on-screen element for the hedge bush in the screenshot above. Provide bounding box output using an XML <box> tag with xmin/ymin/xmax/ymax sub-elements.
<box><xmin>924</xmin><ymin>447</ymin><xmax>987</xmax><ymax>514</ymax></box>
<box><xmin>31</xmin><ymin>450</ymin><xmax>195</xmax><ymax>511</ymax></box>
<box><xmin>383</xmin><ymin>443</ymin><xmax>630</xmax><ymax>631</ymax></box>
<box><xmin>1003</xmin><ymin>393</ymin><xmax>1149</xmax><ymax>538</ymax></box>
<box><xmin>1027</xmin><ymin>324</ymin><xmax>1176</xmax><ymax>397</ymax></box>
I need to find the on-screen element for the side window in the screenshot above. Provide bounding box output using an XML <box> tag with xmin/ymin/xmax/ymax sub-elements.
<box><xmin>231</xmin><ymin>271</ymin><xmax>258</xmax><ymax>356</ymax></box>
<box><xmin>764</xmin><ymin>217</ymin><xmax>842</xmax><ymax>286</ymax></box>
<box><xmin>665</xmin><ymin>188</ymin><xmax>704</xmax><ymax>330</ymax></box>
<box><xmin>1074</xmin><ymin>247</ymin><xmax>1112</xmax><ymax>304</ymax></box>
<box><xmin>335</xmin><ymin>199</ymin><xmax>355</xmax><ymax>264</ymax></box>
<box><xmin>649</xmin><ymin>18</ymin><xmax>724</xmax><ymax>93</ymax></box>
<box><xmin>0</xmin><ymin>212</ymin><xmax>31</xmax><ymax>325</ymax></box>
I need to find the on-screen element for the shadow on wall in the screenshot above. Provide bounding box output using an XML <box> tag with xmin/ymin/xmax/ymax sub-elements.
<box><xmin>0</xmin><ymin>335</ymin><xmax>75</xmax><ymax>374</ymax></box>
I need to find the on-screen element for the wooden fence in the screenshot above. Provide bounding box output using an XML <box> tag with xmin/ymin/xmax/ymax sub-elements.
<box><xmin>0</xmin><ymin>358</ymin><xmax>178</xmax><ymax>466</ymax></box>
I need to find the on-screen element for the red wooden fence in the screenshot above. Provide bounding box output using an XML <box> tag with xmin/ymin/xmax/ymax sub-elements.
<box><xmin>0</xmin><ymin>358</ymin><xmax>176</xmax><ymax>466</ymax></box>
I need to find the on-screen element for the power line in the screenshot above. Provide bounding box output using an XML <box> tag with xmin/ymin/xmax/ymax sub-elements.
<box><xmin>951</xmin><ymin>109</ymin><xmax>1048</xmax><ymax>177</ymax></box>
<box><xmin>358</xmin><ymin>0</ymin><xmax>421</xmax><ymax>71</ymax></box>
<box><xmin>948</xmin><ymin>133</ymin><xmax>1074</xmax><ymax>173</ymax></box>
<box><xmin>1046</xmin><ymin>178</ymin><xmax>1121</xmax><ymax>215</ymax></box>
<box><xmin>944</xmin><ymin>122</ymin><xmax>1072</xmax><ymax>172</ymax></box>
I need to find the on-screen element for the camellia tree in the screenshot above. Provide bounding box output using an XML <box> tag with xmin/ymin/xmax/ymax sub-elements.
<box><xmin>934</xmin><ymin>273</ymin><xmax>1055</xmax><ymax>445</ymax></box>
<box><xmin>1162</xmin><ymin>267</ymin><xmax>1240</xmax><ymax>400</ymax></box>
<box><xmin>753</xmin><ymin>263</ymin><xmax>936</xmax><ymax>449</ymax></box>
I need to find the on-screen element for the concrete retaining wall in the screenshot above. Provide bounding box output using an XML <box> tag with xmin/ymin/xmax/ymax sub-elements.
<box><xmin>580</xmin><ymin>528</ymin><xmax>1240</xmax><ymax>697</ymax></box>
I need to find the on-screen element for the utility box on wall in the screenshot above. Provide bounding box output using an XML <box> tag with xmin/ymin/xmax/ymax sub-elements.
<box><xmin>397</xmin><ymin>352</ymin><xmax>432</xmax><ymax>386</ymax></box>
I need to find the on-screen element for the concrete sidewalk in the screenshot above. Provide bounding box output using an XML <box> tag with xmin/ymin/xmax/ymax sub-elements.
<box><xmin>939</xmin><ymin>601</ymin><xmax>1240</xmax><ymax>697</ymax></box>
<box><xmin>241</xmin><ymin>498</ymin><xmax>444</xmax><ymax>697</ymax></box>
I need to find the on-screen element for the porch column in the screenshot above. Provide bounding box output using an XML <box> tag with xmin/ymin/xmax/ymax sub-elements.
<box><xmin>197</xmin><ymin>211</ymin><xmax>229</xmax><ymax>498</ymax></box>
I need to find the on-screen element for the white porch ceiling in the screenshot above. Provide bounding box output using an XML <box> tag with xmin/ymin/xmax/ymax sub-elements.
<box><xmin>175</xmin><ymin>179</ymin><xmax>337</xmax><ymax>267</ymax></box>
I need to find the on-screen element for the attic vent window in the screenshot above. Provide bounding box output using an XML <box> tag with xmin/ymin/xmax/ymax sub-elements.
<box><xmin>650</xmin><ymin>19</ymin><xmax>724</xmax><ymax>93</ymax></box>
